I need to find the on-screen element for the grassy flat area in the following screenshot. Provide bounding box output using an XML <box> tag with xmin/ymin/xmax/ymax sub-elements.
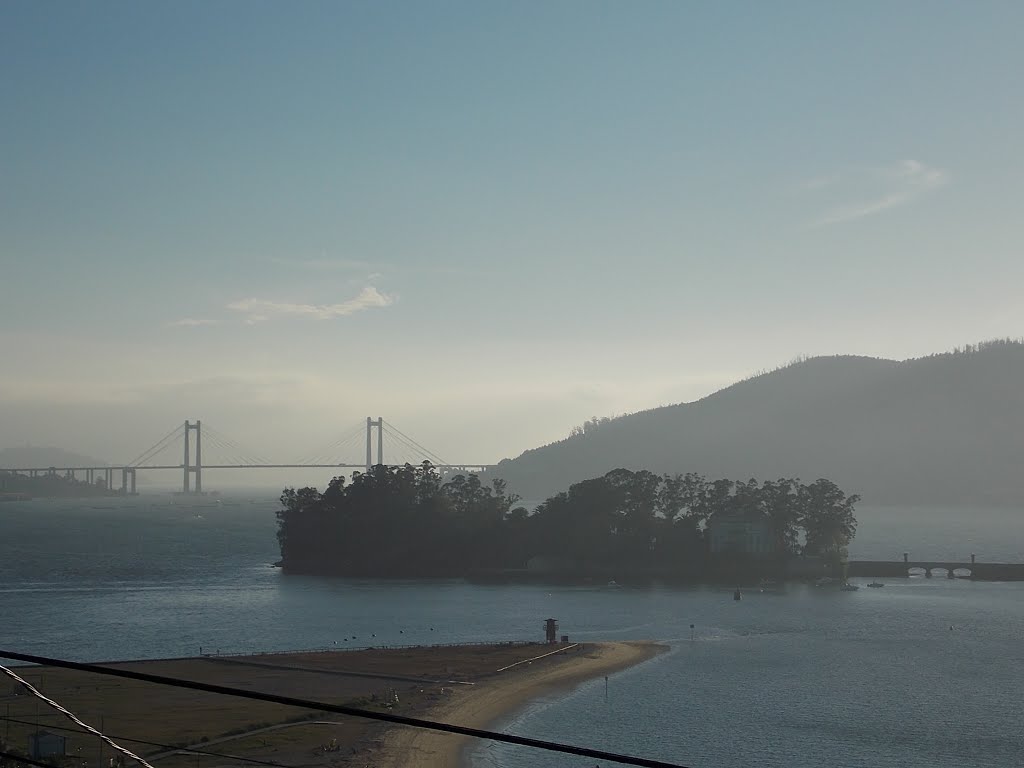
<box><xmin>1</xmin><ymin>643</ymin><xmax>557</xmax><ymax>768</ymax></box>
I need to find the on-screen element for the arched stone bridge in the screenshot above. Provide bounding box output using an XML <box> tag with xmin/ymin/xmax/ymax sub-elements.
<box><xmin>848</xmin><ymin>554</ymin><xmax>1024</xmax><ymax>581</ymax></box>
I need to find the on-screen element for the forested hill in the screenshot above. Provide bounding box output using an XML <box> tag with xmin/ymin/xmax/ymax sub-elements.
<box><xmin>495</xmin><ymin>340</ymin><xmax>1024</xmax><ymax>505</ymax></box>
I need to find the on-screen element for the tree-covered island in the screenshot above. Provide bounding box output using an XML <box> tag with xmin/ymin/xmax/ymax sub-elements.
<box><xmin>276</xmin><ymin>464</ymin><xmax>858</xmax><ymax>581</ymax></box>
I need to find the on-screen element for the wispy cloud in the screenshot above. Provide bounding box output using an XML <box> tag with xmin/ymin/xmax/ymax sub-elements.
<box><xmin>810</xmin><ymin>160</ymin><xmax>949</xmax><ymax>226</ymax></box>
<box><xmin>801</xmin><ymin>174</ymin><xmax>840</xmax><ymax>191</ymax></box>
<box><xmin>269</xmin><ymin>255</ymin><xmax>483</xmax><ymax>278</ymax></box>
<box><xmin>166</xmin><ymin>318</ymin><xmax>215</xmax><ymax>328</ymax></box>
<box><xmin>269</xmin><ymin>257</ymin><xmax>380</xmax><ymax>272</ymax></box>
<box><xmin>227</xmin><ymin>286</ymin><xmax>395</xmax><ymax>323</ymax></box>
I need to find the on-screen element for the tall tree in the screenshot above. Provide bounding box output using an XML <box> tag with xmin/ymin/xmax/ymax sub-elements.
<box><xmin>759</xmin><ymin>478</ymin><xmax>803</xmax><ymax>555</ymax></box>
<box><xmin>800</xmin><ymin>478</ymin><xmax>859</xmax><ymax>561</ymax></box>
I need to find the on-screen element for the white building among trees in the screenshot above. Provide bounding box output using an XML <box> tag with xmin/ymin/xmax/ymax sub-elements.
<box><xmin>707</xmin><ymin>512</ymin><xmax>774</xmax><ymax>555</ymax></box>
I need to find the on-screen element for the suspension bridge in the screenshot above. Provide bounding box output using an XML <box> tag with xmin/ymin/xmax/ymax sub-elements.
<box><xmin>0</xmin><ymin>418</ymin><xmax>495</xmax><ymax>494</ymax></box>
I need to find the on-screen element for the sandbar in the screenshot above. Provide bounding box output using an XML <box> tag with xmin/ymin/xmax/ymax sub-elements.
<box><xmin>372</xmin><ymin>641</ymin><xmax>668</xmax><ymax>768</ymax></box>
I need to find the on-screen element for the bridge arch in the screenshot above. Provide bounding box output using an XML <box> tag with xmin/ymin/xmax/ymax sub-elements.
<box><xmin>907</xmin><ymin>565</ymin><xmax>972</xmax><ymax>579</ymax></box>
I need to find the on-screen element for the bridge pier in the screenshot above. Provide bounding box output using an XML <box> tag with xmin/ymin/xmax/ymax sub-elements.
<box><xmin>365</xmin><ymin>417</ymin><xmax>383</xmax><ymax>471</ymax></box>
<box><xmin>182</xmin><ymin>420</ymin><xmax>202</xmax><ymax>493</ymax></box>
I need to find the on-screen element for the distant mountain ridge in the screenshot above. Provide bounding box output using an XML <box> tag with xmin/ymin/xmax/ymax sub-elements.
<box><xmin>0</xmin><ymin>445</ymin><xmax>107</xmax><ymax>469</ymax></box>
<box><xmin>495</xmin><ymin>340</ymin><xmax>1024</xmax><ymax>505</ymax></box>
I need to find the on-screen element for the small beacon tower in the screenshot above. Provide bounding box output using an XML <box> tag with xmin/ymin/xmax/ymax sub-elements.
<box><xmin>544</xmin><ymin>618</ymin><xmax>559</xmax><ymax>645</ymax></box>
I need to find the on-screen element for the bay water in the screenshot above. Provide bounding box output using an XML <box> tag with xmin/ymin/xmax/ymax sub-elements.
<box><xmin>1</xmin><ymin>494</ymin><xmax>1022</xmax><ymax>767</ymax></box>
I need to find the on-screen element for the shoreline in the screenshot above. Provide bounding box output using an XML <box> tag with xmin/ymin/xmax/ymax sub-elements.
<box><xmin>370</xmin><ymin>640</ymin><xmax>669</xmax><ymax>768</ymax></box>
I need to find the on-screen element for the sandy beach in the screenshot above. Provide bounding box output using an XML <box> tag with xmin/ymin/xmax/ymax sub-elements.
<box><xmin>372</xmin><ymin>641</ymin><xmax>668</xmax><ymax>768</ymax></box>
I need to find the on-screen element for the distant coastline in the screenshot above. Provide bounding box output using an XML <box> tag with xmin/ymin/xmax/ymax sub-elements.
<box><xmin>0</xmin><ymin>491</ymin><xmax>32</xmax><ymax>502</ymax></box>
<box><xmin>0</xmin><ymin>472</ymin><xmax>119</xmax><ymax>499</ymax></box>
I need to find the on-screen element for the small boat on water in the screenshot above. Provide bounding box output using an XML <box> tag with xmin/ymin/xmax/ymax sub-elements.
<box><xmin>867</xmin><ymin>581</ymin><xmax>885</xmax><ymax>588</ymax></box>
<box><xmin>606</xmin><ymin>579</ymin><xmax>621</xmax><ymax>588</ymax></box>
<box><xmin>840</xmin><ymin>582</ymin><xmax>860</xmax><ymax>591</ymax></box>
<box><xmin>733</xmin><ymin>588</ymin><xmax>742</xmax><ymax>601</ymax></box>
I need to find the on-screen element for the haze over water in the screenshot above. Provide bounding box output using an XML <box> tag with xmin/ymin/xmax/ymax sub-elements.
<box><xmin>5</xmin><ymin>4</ymin><xmax>1024</xmax><ymax>766</ymax></box>
<box><xmin>2</xmin><ymin>494</ymin><xmax>1022</xmax><ymax>768</ymax></box>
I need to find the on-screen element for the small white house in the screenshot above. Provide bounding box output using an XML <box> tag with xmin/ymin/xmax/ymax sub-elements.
<box><xmin>707</xmin><ymin>513</ymin><xmax>774</xmax><ymax>555</ymax></box>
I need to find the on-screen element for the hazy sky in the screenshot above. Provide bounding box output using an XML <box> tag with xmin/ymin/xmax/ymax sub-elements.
<box><xmin>3</xmin><ymin>1</ymin><xmax>1023</xmax><ymax>466</ymax></box>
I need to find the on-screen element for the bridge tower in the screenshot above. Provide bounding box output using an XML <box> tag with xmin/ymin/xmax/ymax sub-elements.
<box><xmin>182</xmin><ymin>420</ymin><xmax>202</xmax><ymax>493</ymax></box>
<box><xmin>365</xmin><ymin>417</ymin><xmax>383</xmax><ymax>471</ymax></box>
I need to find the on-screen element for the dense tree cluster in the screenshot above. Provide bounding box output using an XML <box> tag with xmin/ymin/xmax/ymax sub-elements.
<box><xmin>567</xmin><ymin>416</ymin><xmax>614</xmax><ymax>439</ymax></box>
<box><xmin>277</xmin><ymin>464</ymin><xmax>520</xmax><ymax>576</ymax></box>
<box><xmin>943</xmin><ymin>337</ymin><xmax>1023</xmax><ymax>356</ymax></box>
<box><xmin>276</xmin><ymin>464</ymin><xmax>858</xmax><ymax>577</ymax></box>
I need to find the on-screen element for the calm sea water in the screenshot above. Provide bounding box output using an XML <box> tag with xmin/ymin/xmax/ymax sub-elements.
<box><xmin>1</xmin><ymin>494</ymin><xmax>1022</xmax><ymax>768</ymax></box>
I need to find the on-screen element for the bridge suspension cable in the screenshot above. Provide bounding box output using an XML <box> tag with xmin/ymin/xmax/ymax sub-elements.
<box><xmin>127</xmin><ymin>423</ymin><xmax>186</xmax><ymax>467</ymax></box>
<box><xmin>200</xmin><ymin>425</ymin><xmax>271</xmax><ymax>466</ymax></box>
<box><xmin>379</xmin><ymin>424</ymin><xmax>429</xmax><ymax>466</ymax></box>
<box><xmin>199</xmin><ymin>430</ymin><xmax>249</xmax><ymax>466</ymax></box>
<box><xmin>298</xmin><ymin>422</ymin><xmax>367</xmax><ymax>465</ymax></box>
<box><xmin>382</xmin><ymin>421</ymin><xmax>449</xmax><ymax>466</ymax></box>
<box><xmin>379</xmin><ymin>434</ymin><xmax>424</xmax><ymax>466</ymax></box>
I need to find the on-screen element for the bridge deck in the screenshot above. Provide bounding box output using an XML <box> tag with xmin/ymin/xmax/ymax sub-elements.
<box><xmin>0</xmin><ymin>463</ymin><xmax>494</xmax><ymax>472</ymax></box>
<box><xmin>848</xmin><ymin>560</ymin><xmax>1024</xmax><ymax>581</ymax></box>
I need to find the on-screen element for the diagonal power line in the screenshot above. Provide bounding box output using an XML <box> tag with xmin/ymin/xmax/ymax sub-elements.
<box><xmin>0</xmin><ymin>663</ymin><xmax>156</xmax><ymax>768</ymax></box>
<box><xmin>0</xmin><ymin>650</ymin><xmax>688</xmax><ymax>768</ymax></box>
